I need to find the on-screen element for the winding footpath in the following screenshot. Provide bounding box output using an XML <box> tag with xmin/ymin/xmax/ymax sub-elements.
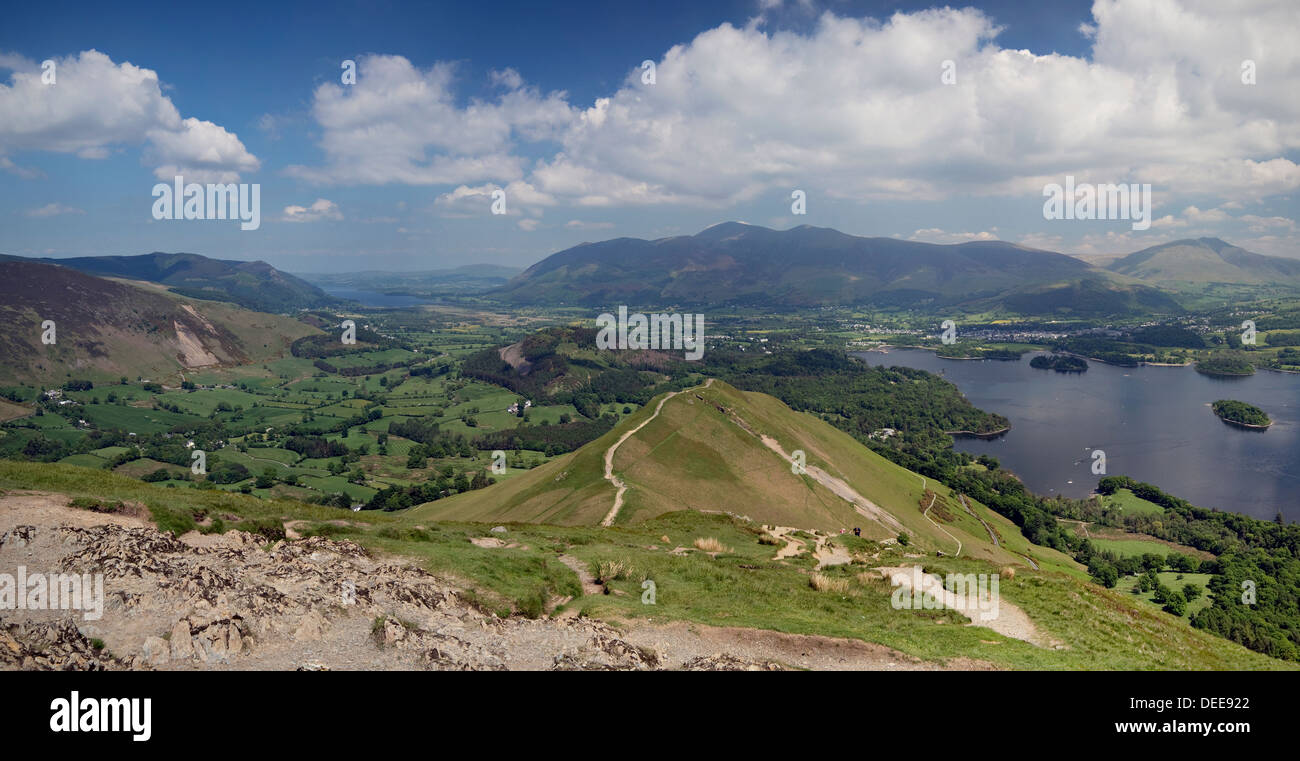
<box><xmin>600</xmin><ymin>379</ymin><xmax>713</xmax><ymax>527</ymax></box>
<box><xmin>921</xmin><ymin>489</ymin><xmax>962</xmax><ymax>558</ymax></box>
<box><xmin>960</xmin><ymin>493</ymin><xmax>999</xmax><ymax>547</ymax></box>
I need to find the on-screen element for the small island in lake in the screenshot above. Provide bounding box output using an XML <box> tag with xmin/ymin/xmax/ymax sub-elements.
<box><xmin>1029</xmin><ymin>354</ymin><xmax>1088</xmax><ymax>373</ymax></box>
<box><xmin>1211</xmin><ymin>399</ymin><xmax>1271</xmax><ymax>429</ymax></box>
<box><xmin>1195</xmin><ymin>356</ymin><xmax>1255</xmax><ymax>376</ymax></box>
<box><xmin>935</xmin><ymin>345</ymin><xmax>1024</xmax><ymax>360</ymax></box>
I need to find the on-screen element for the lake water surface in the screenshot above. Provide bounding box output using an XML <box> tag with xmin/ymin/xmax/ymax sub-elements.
<box><xmin>325</xmin><ymin>288</ymin><xmax>430</xmax><ymax>308</ymax></box>
<box><xmin>852</xmin><ymin>349</ymin><xmax>1299</xmax><ymax>522</ymax></box>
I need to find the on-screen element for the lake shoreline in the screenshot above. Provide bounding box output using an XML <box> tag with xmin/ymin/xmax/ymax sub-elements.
<box><xmin>851</xmin><ymin>347</ymin><xmax>1299</xmax><ymax>523</ymax></box>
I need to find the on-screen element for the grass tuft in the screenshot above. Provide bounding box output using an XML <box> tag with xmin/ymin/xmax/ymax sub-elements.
<box><xmin>693</xmin><ymin>536</ymin><xmax>730</xmax><ymax>554</ymax></box>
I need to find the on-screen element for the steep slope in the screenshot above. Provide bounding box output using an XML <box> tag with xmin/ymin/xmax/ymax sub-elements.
<box><xmin>0</xmin><ymin>261</ymin><xmax>320</xmax><ymax>385</ymax></box>
<box><xmin>0</xmin><ymin>252</ymin><xmax>337</xmax><ymax>312</ymax></box>
<box><xmin>411</xmin><ymin>380</ymin><xmax>1066</xmax><ymax>570</ymax></box>
<box><xmin>494</xmin><ymin>222</ymin><xmax>1099</xmax><ymax>307</ymax></box>
<box><xmin>998</xmin><ymin>277</ymin><xmax>1183</xmax><ymax>316</ymax></box>
<box><xmin>1107</xmin><ymin>238</ymin><xmax>1300</xmax><ymax>287</ymax></box>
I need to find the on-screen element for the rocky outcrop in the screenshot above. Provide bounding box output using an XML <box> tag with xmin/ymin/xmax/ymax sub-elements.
<box><xmin>0</xmin><ymin>518</ymin><xmax>758</xmax><ymax>671</ymax></box>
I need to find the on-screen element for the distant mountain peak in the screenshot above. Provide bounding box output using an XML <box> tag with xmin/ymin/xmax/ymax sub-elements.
<box><xmin>1107</xmin><ymin>237</ymin><xmax>1300</xmax><ymax>286</ymax></box>
<box><xmin>498</xmin><ymin>221</ymin><xmax>1099</xmax><ymax>309</ymax></box>
<box><xmin>694</xmin><ymin>220</ymin><xmax>767</xmax><ymax>239</ymax></box>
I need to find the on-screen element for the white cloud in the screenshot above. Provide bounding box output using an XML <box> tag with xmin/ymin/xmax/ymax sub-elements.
<box><xmin>433</xmin><ymin>184</ymin><xmax>499</xmax><ymax>218</ymax></box>
<box><xmin>0</xmin><ymin>50</ymin><xmax>259</xmax><ymax>182</ymax></box>
<box><xmin>147</xmin><ymin>117</ymin><xmax>260</xmax><ymax>183</ymax></box>
<box><xmin>433</xmin><ymin>180</ymin><xmax>553</xmax><ymax>217</ymax></box>
<box><xmin>1181</xmin><ymin>205</ymin><xmax>1231</xmax><ymax>224</ymax></box>
<box><xmin>542</xmin><ymin>4</ymin><xmax>1299</xmax><ymax>206</ymax></box>
<box><xmin>1239</xmin><ymin>214</ymin><xmax>1297</xmax><ymax>233</ymax></box>
<box><xmin>907</xmin><ymin>227</ymin><xmax>999</xmax><ymax>244</ymax></box>
<box><xmin>283</xmin><ymin>3</ymin><xmax>1299</xmax><ymax>216</ymax></box>
<box><xmin>282</xmin><ymin>198</ymin><xmax>342</xmax><ymax>223</ymax></box>
<box><xmin>490</xmin><ymin>68</ymin><xmax>524</xmax><ymax>89</ymax></box>
<box><xmin>24</xmin><ymin>202</ymin><xmax>84</xmax><ymax>217</ymax></box>
<box><xmin>564</xmin><ymin>219</ymin><xmax>615</xmax><ymax>229</ymax></box>
<box><xmin>286</xmin><ymin>54</ymin><xmax>573</xmax><ymax>186</ymax></box>
<box><xmin>1236</xmin><ymin>234</ymin><xmax>1300</xmax><ymax>258</ymax></box>
<box><xmin>1</xmin><ymin>156</ymin><xmax>40</xmax><ymax>178</ymax></box>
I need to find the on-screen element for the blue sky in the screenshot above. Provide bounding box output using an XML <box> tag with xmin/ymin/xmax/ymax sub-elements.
<box><xmin>1</xmin><ymin>0</ymin><xmax>1297</xmax><ymax>273</ymax></box>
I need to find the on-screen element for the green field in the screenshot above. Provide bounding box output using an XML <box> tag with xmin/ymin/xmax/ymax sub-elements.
<box><xmin>1101</xmin><ymin>488</ymin><xmax>1165</xmax><ymax>516</ymax></box>
<box><xmin>1090</xmin><ymin>537</ymin><xmax>1178</xmax><ymax>559</ymax></box>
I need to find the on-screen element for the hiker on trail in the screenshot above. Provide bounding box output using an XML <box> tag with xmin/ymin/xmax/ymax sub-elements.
<box><xmin>853</xmin><ymin>527</ymin><xmax>861</xmax><ymax>537</ymax></box>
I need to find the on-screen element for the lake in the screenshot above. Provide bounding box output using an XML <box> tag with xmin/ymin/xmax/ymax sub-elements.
<box><xmin>852</xmin><ymin>349</ymin><xmax>1300</xmax><ymax>522</ymax></box>
<box><xmin>324</xmin><ymin>288</ymin><xmax>430</xmax><ymax>308</ymax></box>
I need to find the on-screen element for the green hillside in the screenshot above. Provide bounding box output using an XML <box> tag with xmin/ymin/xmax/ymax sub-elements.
<box><xmin>411</xmin><ymin>380</ymin><xmax>1075</xmax><ymax>572</ymax></box>
<box><xmin>0</xmin><ymin>261</ymin><xmax>321</xmax><ymax>386</ymax></box>
<box><xmin>0</xmin><ymin>457</ymin><xmax>1286</xmax><ymax>671</ymax></box>
<box><xmin>1106</xmin><ymin>237</ymin><xmax>1300</xmax><ymax>289</ymax></box>
<box><xmin>0</xmin><ymin>252</ymin><xmax>338</xmax><ymax>312</ymax></box>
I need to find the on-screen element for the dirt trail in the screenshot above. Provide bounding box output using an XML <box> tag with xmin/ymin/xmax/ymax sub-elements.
<box><xmin>558</xmin><ymin>554</ymin><xmax>603</xmax><ymax>596</ymax></box>
<box><xmin>813</xmin><ymin>535</ymin><xmax>852</xmax><ymax>569</ymax></box>
<box><xmin>877</xmin><ymin>565</ymin><xmax>1050</xmax><ymax>647</ymax></box>
<box><xmin>922</xmin><ymin>491</ymin><xmax>962</xmax><ymax>557</ymax></box>
<box><xmin>960</xmin><ymin>494</ymin><xmax>999</xmax><ymax>547</ymax></box>
<box><xmin>764</xmin><ymin>525</ymin><xmax>850</xmax><ymax>568</ymax></box>
<box><xmin>767</xmin><ymin>526</ymin><xmax>806</xmax><ymax>560</ymax></box>
<box><xmin>754</xmin><ymin>434</ymin><xmax>907</xmax><ymax>535</ymax></box>
<box><xmin>621</xmin><ymin>620</ymin><xmax>999</xmax><ymax>671</ymax></box>
<box><xmin>600</xmin><ymin>379</ymin><xmax>713</xmax><ymax>527</ymax></box>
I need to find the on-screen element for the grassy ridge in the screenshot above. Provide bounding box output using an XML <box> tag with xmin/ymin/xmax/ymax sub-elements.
<box><xmin>0</xmin><ymin>460</ymin><xmax>1288</xmax><ymax>669</ymax></box>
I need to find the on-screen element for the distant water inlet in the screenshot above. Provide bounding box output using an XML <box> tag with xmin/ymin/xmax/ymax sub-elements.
<box><xmin>853</xmin><ymin>349</ymin><xmax>1300</xmax><ymax>523</ymax></box>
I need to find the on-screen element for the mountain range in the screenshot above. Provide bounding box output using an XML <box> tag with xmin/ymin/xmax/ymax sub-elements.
<box><xmin>492</xmin><ymin>223</ymin><xmax>1250</xmax><ymax>312</ymax></box>
<box><xmin>0</xmin><ymin>252</ymin><xmax>337</xmax><ymax>313</ymax></box>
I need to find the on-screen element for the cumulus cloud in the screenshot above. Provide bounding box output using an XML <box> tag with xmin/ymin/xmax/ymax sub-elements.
<box><xmin>433</xmin><ymin>180</ymin><xmax>553</xmax><ymax>217</ymax></box>
<box><xmin>286</xmin><ymin>2</ymin><xmax>1299</xmax><ymax>217</ymax></box>
<box><xmin>1143</xmin><ymin>205</ymin><xmax>1297</xmax><ymax>239</ymax></box>
<box><xmin>0</xmin><ymin>50</ymin><xmax>259</xmax><ymax>182</ymax></box>
<box><xmin>286</xmin><ymin>54</ymin><xmax>573</xmax><ymax>186</ymax></box>
<box><xmin>1239</xmin><ymin>214</ymin><xmax>1297</xmax><ymax>233</ymax></box>
<box><xmin>282</xmin><ymin>198</ymin><xmax>342</xmax><ymax>222</ymax></box>
<box><xmin>147</xmin><ymin>117</ymin><xmax>260</xmax><ymax>183</ymax></box>
<box><xmin>541</xmin><ymin>3</ymin><xmax>1299</xmax><ymax>206</ymax></box>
